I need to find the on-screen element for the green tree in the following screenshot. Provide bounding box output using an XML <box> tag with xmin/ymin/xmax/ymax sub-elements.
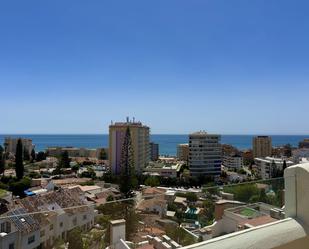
<box><xmin>119</xmin><ymin>127</ymin><xmax>137</xmax><ymax>198</ymax></box>
<box><xmin>30</xmin><ymin>149</ymin><xmax>36</xmax><ymax>162</ymax></box>
<box><xmin>15</xmin><ymin>139</ymin><xmax>24</xmax><ymax>180</ymax></box>
<box><xmin>80</xmin><ymin>167</ymin><xmax>96</xmax><ymax>179</ymax></box>
<box><xmin>23</xmin><ymin>147</ymin><xmax>30</xmax><ymax>161</ymax></box>
<box><xmin>98</xmin><ymin>201</ymin><xmax>139</xmax><ymax>242</ymax></box>
<box><xmin>166</xmin><ymin>226</ymin><xmax>196</xmax><ymax>246</ymax></box>
<box><xmin>0</xmin><ymin>146</ymin><xmax>5</xmax><ymax>176</ymax></box>
<box><xmin>58</xmin><ymin>151</ymin><xmax>71</xmax><ymax>168</ymax></box>
<box><xmin>36</xmin><ymin>151</ymin><xmax>46</xmax><ymax>161</ymax></box>
<box><xmin>186</xmin><ymin>192</ymin><xmax>198</xmax><ymax>203</ymax></box>
<box><xmin>224</xmin><ymin>184</ymin><xmax>259</xmax><ymax>203</ymax></box>
<box><xmin>283</xmin><ymin>144</ymin><xmax>292</xmax><ymax>157</ymax></box>
<box><xmin>99</xmin><ymin>149</ymin><xmax>107</xmax><ymax>160</ymax></box>
<box><xmin>144</xmin><ymin>176</ymin><xmax>160</xmax><ymax>187</ymax></box>
<box><xmin>283</xmin><ymin>160</ymin><xmax>287</xmax><ymax>171</ymax></box>
<box><xmin>68</xmin><ymin>227</ymin><xmax>84</xmax><ymax>249</ymax></box>
<box><xmin>201</xmin><ymin>198</ymin><xmax>215</xmax><ymax>225</ymax></box>
<box><xmin>106</xmin><ymin>195</ymin><xmax>114</xmax><ymax>202</ymax></box>
<box><xmin>9</xmin><ymin>177</ymin><xmax>31</xmax><ymax>197</ymax></box>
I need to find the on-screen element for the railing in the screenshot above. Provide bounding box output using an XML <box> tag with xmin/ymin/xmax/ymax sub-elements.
<box><xmin>1</xmin><ymin>163</ymin><xmax>309</xmax><ymax>249</ymax></box>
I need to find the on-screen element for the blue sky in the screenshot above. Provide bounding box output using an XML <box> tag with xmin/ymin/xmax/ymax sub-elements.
<box><xmin>0</xmin><ymin>0</ymin><xmax>309</xmax><ymax>134</ymax></box>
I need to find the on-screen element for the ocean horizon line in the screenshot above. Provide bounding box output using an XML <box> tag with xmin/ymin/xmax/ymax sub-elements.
<box><xmin>1</xmin><ymin>133</ymin><xmax>309</xmax><ymax>136</ymax></box>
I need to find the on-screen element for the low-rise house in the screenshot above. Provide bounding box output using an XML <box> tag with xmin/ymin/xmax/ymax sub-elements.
<box><xmin>199</xmin><ymin>202</ymin><xmax>283</xmax><ymax>241</ymax></box>
<box><xmin>52</xmin><ymin>177</ymin><xmax>92</xmax><ymax>187</ymax></box>
<box><xmin>138</xmin><ymin>198</ymin><xmax>167</xmax><ymax>217</ymax></box>
<box><xmin>0</xmin><ymin>188</ymin><xmax>97</xmax><ymax>249</ymax></box>
<box><xmin>142</xmin><ymin>187</ymin><xmax>166</xmax><ymax>199</ymax></box>
<box><xmin>144</xmin><ymin>162</ymin><xmax>184</xmax><ymax>178</ymax></box>
<box><xmin>174</xmin><ymin>197</ymin><xmax>187</xmax><ymax>208</ymax></box>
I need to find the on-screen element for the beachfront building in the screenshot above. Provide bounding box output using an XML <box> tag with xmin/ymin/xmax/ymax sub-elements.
<box><xmin>188</xmin><ymin>131</ymin><xmax>222</xmax><ymax>177</ymax></box>
<box><xmin>253</xmin><ymin>136</ymin><xmax>272</xmax><ymax>158</ymax></box>
<box><xmin>109</xmin><ymin>118</ymin><xmax>150</xmax><ymax>175</ymax></box>
<box><xmin>254</xmin><ymin>157</ymin><xmax>294</xmax><ymax>179</ymax></box>
<box><xmin>46</xmin><ymin>146</ymin><xmax>108</xmax><ymax>159</ymax></box>
<box><xmin>177</xmin><ymin>143</ymin><xmax>189</xmax><ymax>162</ymax></box>
<box><xmin>4</xmin><ymin>137</ymin><xmax>34</xmax><ymax>156</ymax></box>
<box><xmin>150</xmin><ymin>142</ymin><xmax>159</xmax><ymax>161</ymax></box>
<box><xmin>223</xmin><ymin>154</ymin><xmax>243</xmax><ymax>170</ymax></box>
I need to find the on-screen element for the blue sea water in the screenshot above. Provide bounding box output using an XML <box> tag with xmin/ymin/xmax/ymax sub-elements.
<box><xmin>0</xmin><ymin>134</ymin><xmax>308</xmax><ymax>156</ymax></box>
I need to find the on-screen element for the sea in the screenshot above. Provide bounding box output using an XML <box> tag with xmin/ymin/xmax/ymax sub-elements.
<box><xmin>0</xmin><ymin>134</ymin><xmax>308</xmax><ymax>156</ymax></box>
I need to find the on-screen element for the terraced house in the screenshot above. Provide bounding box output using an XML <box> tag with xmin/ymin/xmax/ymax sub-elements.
<box><xmin>0</xmin><ymin>188</ymin><xmax>97</xmax><ymax>249</ymax></box>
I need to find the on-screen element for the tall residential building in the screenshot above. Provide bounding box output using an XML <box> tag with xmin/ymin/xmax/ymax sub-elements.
<box><xmin>177</xmin><ymin>143</ymin><xmax>189</xmax><ymax>162</ymax></box>
<box><xmin>4</xmin><ymin>137</ymin><xmax>35</xmax><ymax>155</ymax></box>
<box><xmin>149</xmin><ymin>142</ymin><xmax>159</xmax><ymax>161</ymax></box>
<box><xmin>109</xmin><ymin>118</ymin><xmax>150</xmax><ymax>175</ymax></box>
<box><xmin>188</xmin><ymin>131</ymin><xmax>222</xmax><ymax>177</ymax></box>
<box><xmin>253</xmin><ymin>136</ymin><xmax>272</xmax><ymax>158</ymax></box>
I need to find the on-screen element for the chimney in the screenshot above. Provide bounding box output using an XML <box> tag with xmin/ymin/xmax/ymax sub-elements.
<box><xmin>110</xmin><ymin>219</ymin><xmax>126</xmax><ymax>249</ymax></box>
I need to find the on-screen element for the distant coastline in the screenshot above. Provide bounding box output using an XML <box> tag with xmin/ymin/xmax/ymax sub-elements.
<box><xmin>1</xmin><ymin>134</ymin><xmax>308</xmax><ymax>156</ymax></box>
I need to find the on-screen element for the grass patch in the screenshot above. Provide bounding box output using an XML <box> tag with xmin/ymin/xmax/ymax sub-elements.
<box><xmin>0</xmin><ymin>189</ymin><xmax>7</xmax><ymax>198</ymax></box>
<box><xmin>239</xmin><ymin>208</ymin><xmax>257</xmax><ymax>217</ymax></box>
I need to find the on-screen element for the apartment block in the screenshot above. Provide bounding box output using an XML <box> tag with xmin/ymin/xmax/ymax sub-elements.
<box><xmin>150</xmin><ymin>142</ymin><xmax>159</xmax><ymax>161</ymax></box>
<box><xmin>189</xmin><ymin>131</ymin><xmax>222</xmax><ymax>177</ymax></box>
<box><xmin>223</xmin><ymin>154</ymin><xmax>243</xmax><ymax>170</ymax></box>
<box><xmin>177</xmin><ymin>144</ymin><xmax>189</xmax><ymax>162</ymax></box>
<box><xmin>4</xmin><ymin>137</ymin><xmax>34</xmax><ymax>155</ymax></box>
<box><xmin>46</xmin><ymin>147</ymin><xmax>108</xmax><ymax>159</ymax></box>
<box><xmin>253</xmin><ymin>136</ymin><xmax>272</xmax><ymax>158</ymax></box>
<box><xmin>109</xmin><ymin>118</ymin><xmax>150</xmax><ymax>175</ymax></box>
<box><xmin>254</xmin><ymin>156</ymin><xmax>294</xmax><ymax>179</ymax></box>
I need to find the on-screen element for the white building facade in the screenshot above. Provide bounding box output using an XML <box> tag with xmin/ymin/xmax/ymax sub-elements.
<box><xmin>254</xmin><ymin>157</ymin><xmax>294</xmax><ymax>179</ymax></box>
<box><xmin>0</xmin><ymin>188</ymin><xmax>96</xmax><ymax>249</ymax></box>
<box><xmin>223</xmin><ymin>155</ymin><xmax>243</xmax><ymax>169</ymax></box>
<box><xmin>189</xmin><ymin>132</ymin><xmax>222</xmax><ymax>177</ymax></box>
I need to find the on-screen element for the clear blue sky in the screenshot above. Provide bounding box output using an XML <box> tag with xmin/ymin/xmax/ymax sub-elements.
<box><xmin>0</xmin><ymin>0</ymin><xmax>308</xmax><ymax>134</ymax></box>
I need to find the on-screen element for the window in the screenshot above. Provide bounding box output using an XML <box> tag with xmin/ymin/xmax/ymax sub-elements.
<box><xmin>9</xmin><ymin>243</ymin><xmax>14</xmax><ymax>249</ymax></box>
<box><xmin>50</xmin><ymin>224</ymin><xmax>53</xmax><ymax>230</ymax></box>
<box><xmin>60</xmin><ymin>222</ymin><xmax>63</xmax><ymax>228</ymax></box>
<box><xmin>28</xmin><ymin>235</ymin><xmax>35</xmax><ymax>244</ymax></box>
<box><xmin>83</xmin><ymin>214</ymin><xmax>87</xmax><ymax>220</ymax></box>
<box><xmin>40</xmin><ymin>230</ymin><xmax>45</xmax><ymax>237</ymax></box>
